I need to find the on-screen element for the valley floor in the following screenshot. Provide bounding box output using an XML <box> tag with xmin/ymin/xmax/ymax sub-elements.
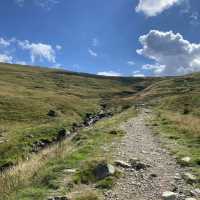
<box><xmin>104</xmin><ymin>109</ymin><xmax>196</xmax><ymax>200</ymax></box>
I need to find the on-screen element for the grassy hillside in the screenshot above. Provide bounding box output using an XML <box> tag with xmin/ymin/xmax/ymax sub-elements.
<box><xmin>0</xmin><ymin>63</ymin><xmax>200</xmax><ymax>199</ymax></box>
<box><xmin>136</xmin><ymin>73</ymin><xmax>200</xmax><ymax>182</ymax></box>
<box><xmin>0</xmin><ymin>63</ymin><xmax>155</xmax><ymax>170</ymax></box>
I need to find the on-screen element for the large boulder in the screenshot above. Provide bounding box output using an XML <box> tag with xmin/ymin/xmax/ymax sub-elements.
<box><xmin>93</xmin><ymin>163</ymin><xmax>115</xmax><ymax>180</ymax></box>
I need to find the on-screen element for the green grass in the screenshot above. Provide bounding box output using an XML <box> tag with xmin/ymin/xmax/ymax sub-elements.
<box><xmin>74</xmin><ymin>192</ymin><xmax>99</xmax><ymax>200</ymax></box>
<box><xmin>0</xmin><ymin>63</ymin><xmax>154</xmax><ymax>169</ymax></box>
<box><xmin>1</xmin><ymin>107</ymin><xmax>136</xmax><ymax>200</ymax></box>
<box><xmin>0</xmin><ymin>63</ymin><xmax>200</xmax><ymax>198</ymax></box>
<box><xmin>152</xmin><ymin>110</ymin><xmax>200</xmax><ymax>186</ymax></box>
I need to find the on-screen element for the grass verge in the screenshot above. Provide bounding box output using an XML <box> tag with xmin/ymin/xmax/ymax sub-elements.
<box><xmin>152</xmin><ymin>109</ymin><xmax>200</xmax><ymax>186</ymax></box>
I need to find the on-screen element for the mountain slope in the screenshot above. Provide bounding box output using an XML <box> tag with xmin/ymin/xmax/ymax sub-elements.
<box><xmin>0</xmin><ymin>63</ymin><xmax>200</xmax><ymax>200</ymax></box>
<box><xmin>0</xmin><ymin>63</ymin><xmax>155</xmax><ymax>169</ymax></box>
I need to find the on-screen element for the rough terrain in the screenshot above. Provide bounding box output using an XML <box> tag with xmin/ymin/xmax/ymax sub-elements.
<box><xmin>104</xmin><ymin>109</ymin><xmax>195</xmax><ymax>200</ymax></box>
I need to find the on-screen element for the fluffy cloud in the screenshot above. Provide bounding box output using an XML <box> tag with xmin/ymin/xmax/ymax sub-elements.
<box><xmin>56</xmin><ymin>45</ymin><xmax>62</xmax><ymax>51</ymax></box>
<box><xmin>97</xmin><ymin>71</ymin><xmax>122</xmax><ymax>77</ymax></box>
<box><xmin>137</xmin><ymin>30</ymin><xmax>200</xmax><ymax>75</ymax></box>
<box><xmin>88</xmin><ymin>48</ymin><xmax>98</xmax><ymax>57</ymax></box>
<box><xmin>18</xmin><ymin>40</ymin><xmax>56</xmax><ymax>63</ymax></box>
<box><xmin>127</xmin><ymin>61</ymin><xmax>135</xmax><ymax>66</ymax></box>
<box><xmin>0</xmin><ymin>54</ymin><xmax>13</xmax><ymax>63</ymax></box>
<box><xmin>142</xmin><ymin>63</ymin><xmax>166</xmax><ymax>75</ymax></box>
<box><xmin>135</xmin><ymin>0</ymin><xmax>182</xmax><ymax>17</ymax></box>
<box><xmin>0</xmin><ymin>38</ymin><xmax>11</xmax><ymax>48</ymax></box>
<box><xmin>0</xmin><ymin>36</ymin><xmax>61</xmax><ymax>65</ymax></box>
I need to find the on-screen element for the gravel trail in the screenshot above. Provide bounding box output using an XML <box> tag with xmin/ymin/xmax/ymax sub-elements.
<box><xmin>104</xmin><ymin>109</ymin><xmax>192</xmax><ymax>200</ymax></box>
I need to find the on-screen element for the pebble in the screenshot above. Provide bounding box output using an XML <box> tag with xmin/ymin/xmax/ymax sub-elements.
<box><xmin>114</xmin><ymin>160</ymin><xmax>132</xmax><ymax>168</ymax></box>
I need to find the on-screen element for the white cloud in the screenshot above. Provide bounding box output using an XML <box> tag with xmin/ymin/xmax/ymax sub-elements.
<box><xmin>35</xmin><ymin>0</ymin><xmax>59</xmax><ymax>10</ymax></box>
<box><xmin>15</xmin><ymin>0</ymin><xmax>59</xmax><ymax>10</ymax></box>
<box><xmin>88</xmin><ymin>48</ymin><xmax>98</xmax><ymax>57</ymax></box>
<box><xmin>56</xmin><ymin>45</ymin><xmax>62</xmax><ymax>51</ymax></box>
<box><xmin>97</xmin><ymin>71</ymin><xmax>122</xmax><ymax>77</ymax></box>
<box><xmin>127</xmin><ymin>61</ymin><xmax>135</xmax><ymax>66</ymax></box>
<box><xmin>132</xmin><ymin>73</ymin><xmax>145</xmax><ymax>77</ymax></box>
<box><xmin>135</xmin><ymin>0</ymin><xmax>182</xmax><ymax>17</ymax></box>
<box><xmin>0</xmin><ymin>54</ymin><xmax>13</xmax><ymax>63</ymax></box>
<box><xmin>18</xmin><ymin>40</ymin><xmax>56</xmax><ymax>63</ymax></box>
<box><xmin>142</xmin><ymin>63</ymin><xmax>166</xmax><ymax>75</ymax></box>
<box><xmin>0</xmin><ymin>38</ymin><xmax>11</xmax><ymax>48</ymax></box>
<box><xmin>137</xmin><ymin>30</ymin><xmax>200</xmax><ymax>75</ymax></box>
<box><xmin>133</xmin><ymin>70</ymin><xmax>140</xmax><ymax>74</ymax></box>
<box><xmin>15</xmin><ymin>0</ymin><xmax>24</xmax><ymax>7</ymax></box>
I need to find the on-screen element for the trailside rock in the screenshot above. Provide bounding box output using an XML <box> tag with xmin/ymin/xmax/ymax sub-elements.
<box><xmin>114</xmin><ymin>160</ymin><xmax>131</xmax><ymax>168</ymax></box>
<box><xmin>56</xmin><ymin>128</ymin><xmax>66</xmax><ymax>141</ymax></box>
<box><xmin>191</xmin><ymin>188</ymin><xmax>200</xmax><ymax>198</ymax></box>
<box><xmin>93</xmin><ymin>163</ymin><xmax>115</xmax><ymax>180</ymax></box>
<box><xmin>181</xmin><ymin>157</ymin><xmax>191</xmax><ymax>165</ymax></box>
<box><xmin>183</xmin><ymin>173</ymin><xmax>197</xmax><ymax>184</ymax></box>
<box><xmin>47</xmin><ymin>110</ymin><xmax>57</xmax><ymax>117</ymax></box>
<box><xmin>185</xmin><ymin>198</ymin><xmax>197</xmax><ymax>200</ymax></box>
<box><xmin>162</xmin><ymin>191</ymin><xmax>177</xmax><ymax>200</ymax></box>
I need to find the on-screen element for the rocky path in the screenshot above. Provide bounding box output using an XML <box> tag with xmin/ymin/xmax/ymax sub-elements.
<box><xmin>104</xmin><ymin>109</ymin><xmax>194</xmax><ymax>200</ymax></box>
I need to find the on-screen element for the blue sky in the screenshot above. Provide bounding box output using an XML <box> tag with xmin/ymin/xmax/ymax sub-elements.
<box><xmin>0</xmin><ymin>0</ymin><xmax>200</xmax><ymax>76</ymax></box>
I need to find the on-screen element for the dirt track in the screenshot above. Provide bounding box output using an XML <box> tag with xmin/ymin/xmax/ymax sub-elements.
<box><xmin>104</xmin><ymin>109</ymin><xmax>192</xmax><ymax>200</ymax></box>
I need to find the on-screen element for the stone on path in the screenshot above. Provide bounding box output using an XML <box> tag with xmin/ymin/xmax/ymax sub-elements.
<box><xmin>162</xmin><ymin>191</ymin><xmax>177</xmax><ymax>200</ymax></box>
<box><xmin>114</xmin><ymin>160</ymin><xmax>132</xmax><ymax>168</ymax></box>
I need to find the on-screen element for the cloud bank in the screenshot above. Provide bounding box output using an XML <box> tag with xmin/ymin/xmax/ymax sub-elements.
<box><xmin>0</xmin><ymin>37</ymin><xmax>61</xmax><ymax>65</ymax></box>
<box><xmin>97</xmin><ymin>71</ymin><xmax>121</xmax><ymax>77</ymax></box>
<box><xmin>137</xmin><ymin>30</ymin><xmax>200</xmax><ymax>75</ymax></box>
<box><xmin>135</xmin><ymin>0</ymin><xmax>182</xmax><ymax>17</ymax></box>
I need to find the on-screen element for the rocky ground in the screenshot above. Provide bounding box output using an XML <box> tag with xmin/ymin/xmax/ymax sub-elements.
<box><xmin>104</xmin><ymin>109</ymin><xmax>198</xmax><ymax>200</ymax></box>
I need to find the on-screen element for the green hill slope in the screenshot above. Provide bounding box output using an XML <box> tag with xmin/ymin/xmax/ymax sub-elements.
<box><xmin>0</xmin><ymin>63</ymin><xmax>199</xmax><ymax>199</ymax></box>
<box><xmin>0</xmin><ymin>63</ymin><xmax>155</xmax><ymax>169</ymax></box>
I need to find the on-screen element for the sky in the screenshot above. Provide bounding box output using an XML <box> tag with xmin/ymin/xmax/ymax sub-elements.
<box><xmin>0</xmin><ymin>0</ymin><xmax>200</xmax><ymax>76</ymax></box>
